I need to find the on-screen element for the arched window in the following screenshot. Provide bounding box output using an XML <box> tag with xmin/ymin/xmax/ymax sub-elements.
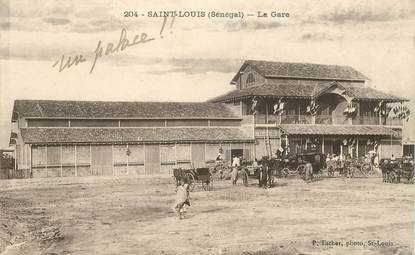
<box><xmin>246</xmin><ymin>73</ymin><xmax>255</xmax><ymax>84</ymax></box>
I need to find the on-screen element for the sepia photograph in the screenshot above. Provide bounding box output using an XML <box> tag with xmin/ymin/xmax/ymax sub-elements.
<box><xmin>0</xmin><ymin>0</ymin><xmax>414</xmax><ymax>254</ymax></box>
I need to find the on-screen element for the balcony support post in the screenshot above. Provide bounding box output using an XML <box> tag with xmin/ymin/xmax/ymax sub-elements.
<box><xmin>265</xmin><ymin>100</ymin><xmax>269</xmax><ymax>124</ymax></box>
<box><xmin>356</xmin><ymin>137</ymin><xmax>359</xmax><ymax>157</ymax></box>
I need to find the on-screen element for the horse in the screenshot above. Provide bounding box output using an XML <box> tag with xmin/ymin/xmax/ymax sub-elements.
<box><xmin>380</xmin><ymin>159</ymin><xmax>397</xmax><ymax>183</ymax></box>
<box><xmin>257</xmin><ymin>156</ymin><xmax>276</xmax><ymax>188</ymax></box>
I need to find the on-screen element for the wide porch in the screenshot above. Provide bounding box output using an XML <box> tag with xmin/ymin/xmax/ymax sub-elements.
<box><xmin>279</xmin><ymin>124</ymin><xmax>403</xmax><ymax>159</ymax></box>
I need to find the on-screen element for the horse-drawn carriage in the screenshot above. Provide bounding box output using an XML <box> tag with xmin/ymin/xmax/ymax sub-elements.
<box><xmin>278</xmin><ymin>152</ymin><xmax>325</xmax><ymax>179</ymax></box>
<box><xmin>249</xmin><ymin>152</ymin><xmax>324</xmax><ymax>186</ymax></box>
<box><xmin>380</xmin><ymin>157</ymin><xmax>414</xmax><ymax>183</ymax></box>
<box><xmin>326</xmin><ymin>155</ymin><xmax>374</xmax><ymax>178</ymax></box>
<box><xmin>173</xmin><ymin>167</ymin><xmax>213</xmax><ymax>191</ymax></box>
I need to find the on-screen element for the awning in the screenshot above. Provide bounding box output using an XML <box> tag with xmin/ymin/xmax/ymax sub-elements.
<box><xmin>278</xmin><ymin>124</ymin><xmax>401</xmax><ymax>138</ymax></box>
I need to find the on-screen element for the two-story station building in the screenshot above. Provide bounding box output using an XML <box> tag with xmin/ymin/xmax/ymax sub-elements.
<box><xmin>9</xmin><ymin>60</ymin><xmax>409</xmax><ymax>177</ymax></box>
<box><xmin>209</xmin><ymin>60</ymin><xmax>408</xmax><ymax>160</ymax></box>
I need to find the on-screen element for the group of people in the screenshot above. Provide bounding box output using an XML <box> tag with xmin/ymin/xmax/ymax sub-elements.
<box><xmin>172</xmin><ymin>150</ymin><xmax>315</xmax><ymax>220</ymax></box>
<box><xmin>217</xmin><ymin>153</ymin><xmax>247</xmax><ymax>186</ymax></box>
<box><xmin>325</xmin><ymin>153</ymin><xmax>345</xmax><ymax>171</ymax></box>
<box><xmin>326</xmin><ymin>152</ymin><xmax>377</xmax><ymax>167</ymax></box>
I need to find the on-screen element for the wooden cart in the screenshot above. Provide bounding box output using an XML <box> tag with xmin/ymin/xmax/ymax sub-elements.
<box><xmin>173</xmin><ymin>167</ymin><xmax>213</xmax><ymax>191</ymax></box>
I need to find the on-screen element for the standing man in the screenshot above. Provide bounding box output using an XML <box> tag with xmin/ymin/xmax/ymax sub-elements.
<box><xmin>305</xmin><ymin>159</ymin><xmax>313</xmax><ymax>183</ymax></box>
<box><xmin>231</xmin><ymin>155</ymin><xmax>240</xmax><ymax>185</ymax></box>
<box><xmin>216</xmin><ymin>153</ymin><xmax>223</xmax><ymax>161</ymax></box>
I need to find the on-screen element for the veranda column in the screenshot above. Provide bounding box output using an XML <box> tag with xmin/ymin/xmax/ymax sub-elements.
<box><xmin>74</xmin><ymin>145</ymin><xmax>77</xmax><ymax>177</ymax></box>
<box><xmin>111</xmin><ymin>144</ymin><xmax>115</xmax><ymax>176</ymax></box>
<box><xmin>60</xmin><ymin>144</ymin><xmax>63</xmax><ymax>177</ymax></box>
<box><xmin>45</xmin><ymin>145</ymin><xmax>48</xmax><ymax>177</ymax></box>
<box><xmin>356</xmin><ymin>138</ymin><xmax>359</xmax><ymax>157</ymax></box>
<box><xmin>126</xmin><ymin>143</ymin><xmax>129</xmax><ymax>175</ymax></box>
<box><xmin>29</xmin><ymin>145</ymin><xmax>32</xmax><ymax>178</ymax></box>
<box><xmin>265</xmin><ymin>100</ymin><xmax>269</xmax><ymax>124</ymax></box>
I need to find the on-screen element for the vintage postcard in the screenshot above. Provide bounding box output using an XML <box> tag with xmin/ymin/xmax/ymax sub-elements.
<box><xmin>0</xmin><ymin>0</ymin><xmax>414</xmax><ymax>254</ymax></box>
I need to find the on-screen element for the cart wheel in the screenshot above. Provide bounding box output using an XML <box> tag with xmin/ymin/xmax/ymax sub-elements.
<box><xmin>202</xmin><ymin>181</ymin><xmax>208</xmax><ymax>191</ymax></box>
<box><xmin>361</xmin><ymin>163</ymin><xmax>371</xmax><ymax>176</ymax></box>
<box><xmin>296</xmin><ymin>164</ymin><xmax>306</xmax><ymax>176</ymax></box>
<box><xmin>268</xmin><ymin>175</ymin><xmax>275</xmax><ymax>187</ymax></box>
<box><xmin>282</xmin><ymin>167</ymin><xmax>290</xmax><ymax>177</ymax></box>
<box><xmin>186</xmin><ymin>173</ymin><xmax>196</xmax><ymax>191</ymax></box>
<box><xmin>409</xmin><ymin>171</ymin><xmax>414</xmax><ymax>182</ymax></box>
<box><xmin>202</xmin><ymin>178</ymin><xmax>213</xmax><ymax>191</ymax></box>
<box><xmin>208</xmin><ymin>177</ymin><xmax>213</xmax><ymax>190</ymax></box>
<box><xmin>327</xmin><ymin>166</ymin><xmax>333</xmax><ymax>177</ymax></box>
<box><xmin>351</xmin><ymin>167</ymin><xmax>358</xmax><ymax>178</ymax></box>
<box><xmin>409</xmin><ymin>172</ymin><xmax>414</xmax><ymax>184</ymax></box>
<box><xmin>216</xmin><ymin>169</ymin><xmax>224</xmax><ymax>180</ymax></box>
<box><xmin>242</xmin><ymin>170</ymin><xmax>249</xmax><ymax>187</ymax></box>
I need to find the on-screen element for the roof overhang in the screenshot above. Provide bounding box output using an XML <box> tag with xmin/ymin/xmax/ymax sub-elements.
<box><xmin>20</xmin><ymin>127</ymin><xmax>255</xmax><ymax>145</ymax></box>
<box><xmin>23</xmin><ymin>117</ymin><xmax>243</xmax><ymax>120</ymax></box>
<box><xmin>279</xmin><ymin>124</ymin><xmax>401</xmax><ymax>138</ymax></box>
<box><xmin>265</xmin><ymin>75</ymin><xmax>365</xmax><ymax>82</ymax></box>
<box><xmin>211</xmin><ymin>81</ymin><xmax>409</xmax><ymax>103</ymax></box>
<box><xmin>230</xmin><ymin>62</ymin><xmax>250</xmax><ymax>84</ymax></box>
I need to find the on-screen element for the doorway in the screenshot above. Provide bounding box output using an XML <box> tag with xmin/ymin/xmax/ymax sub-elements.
<box><xmin>333</xmin><ymin>140</ymin><xmax>342</xmax><ymax>156</ymax></box>
<box><xmin>231</xmin><ymin>149</ymin><xmax>243</xmax><ymax>159</ymax></box>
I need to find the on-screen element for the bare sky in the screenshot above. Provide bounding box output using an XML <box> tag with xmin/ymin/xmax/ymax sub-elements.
<box><xmin>1</xmin><ymin>0</ymin><xmax>414</xmax><ymax>147</ymax></box>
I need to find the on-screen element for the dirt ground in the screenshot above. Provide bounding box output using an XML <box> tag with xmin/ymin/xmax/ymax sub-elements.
<box><xmin>0</xmin><ymin>174</ymin><xmax>413</xmax><ymax>255</ymax></box>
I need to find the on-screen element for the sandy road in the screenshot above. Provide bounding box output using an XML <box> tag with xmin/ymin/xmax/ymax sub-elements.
<box><xmin>0</xmin><ymin>175</ymin><xmax>413</xmax><ymax>255</ymax></box>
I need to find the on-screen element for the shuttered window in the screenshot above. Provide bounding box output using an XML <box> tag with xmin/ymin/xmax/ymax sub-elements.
<box><xmin>28</xmin><ymin>119</ymin><xmax>69</xmax><ymax>127</ymax></box>
<box><xmin>32</xmin><ymin>146</ymin><xmax>46</xmax><ymax>167</ymax></box>
<box><xmin>160</xmin><ymin>145</ymin><xmax>176</xmax><ymax>165</ymax></box>
<box><xmin>120</xmin><ymin>120</ymin><xmax>165</xmax><ymax>127</ymax></box>
<box><xmin>70</xmin><ymin>120</ymin><xmax>118</xmax><ymax>127</ymax></box>
<box><xmin>167</xmin><ymin>120</ymin><xmax>208</xmax><ymax>127</ymax></box>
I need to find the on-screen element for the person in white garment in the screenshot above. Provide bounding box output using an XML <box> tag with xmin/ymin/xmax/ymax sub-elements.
<box><xmin>231</xmin><ymin>155</ymin><xmax>241</xmax><ymax>185</ymax></box>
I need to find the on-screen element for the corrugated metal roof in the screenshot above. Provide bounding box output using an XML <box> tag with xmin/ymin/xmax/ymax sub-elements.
<box><xmin>12</xmin><ymin>100</ymin><xmax>240</xmax><ymax>120</ymax></box>
<box><xmin>20</xmin><ymin>127</ymin><xmax>254</xmax><ymax>144</ymax></box>
<box><xmin>279</xmin><ymin>124</ymin><xmax>401</xmax><ymax>137</ymax></box>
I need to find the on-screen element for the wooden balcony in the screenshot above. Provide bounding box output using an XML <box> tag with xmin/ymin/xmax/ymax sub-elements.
<box><xmin>352</xmin><ymin>116</ymin><xmax>379</xmax><ymax>125</ymax></box>
<box><xmin>247</xmin><ymin>114</ymin><xmax>403</xmax><ymax>126</ymax></box>
<box><xmin>384</xmin><ymin>117</ymin><xmax>403</xmax><ymax>126</ymax></box>
<box><xmin>315</xmin><ymin>115</ymin><xmax>332</xmax><ymax>125</ymax></box>
<box><xmin>351</xmin><ymin>116</ymin><xmax>402</xmax><ymax>126</ymax></box>
<box><xmin>254</xmin><ymin>114</ymin><xmax>312</xmax><ymax>124</ymax></box>
<box><xmin>281</xmin><ymin>115</ymin><xmax>312</xmax><ymax>124</ymax></box>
